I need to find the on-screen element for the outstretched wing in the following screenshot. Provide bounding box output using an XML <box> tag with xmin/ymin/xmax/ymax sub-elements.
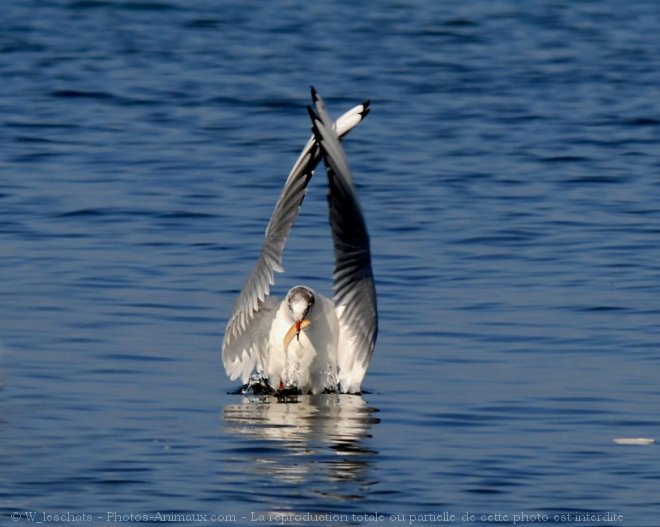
<box><xmin>222</xmin><ymin>98</ymin><xmax>371</xmax><ymax>384</ymax></box>
<box><xmin>307</xmin><ymin>88</ymin><xmax>377</xmax><ymax>393</ymax></box>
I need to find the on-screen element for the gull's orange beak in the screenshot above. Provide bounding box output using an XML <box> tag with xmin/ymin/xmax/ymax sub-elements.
<box><xmin>283</xmin><ymin>319</ymin><xmax>311</xmax><ymax>351</ymax></box>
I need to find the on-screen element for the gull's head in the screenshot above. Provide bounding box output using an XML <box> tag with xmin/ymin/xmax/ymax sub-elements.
<box><xmin>284</xmin><ymin>286</ymin><xmax>315</xmax><ymax>348</ymax></box>
<box><xmin>286</xmin><ymin>285</ymin><xmax>315</xmax><ymax>323</ymax></box>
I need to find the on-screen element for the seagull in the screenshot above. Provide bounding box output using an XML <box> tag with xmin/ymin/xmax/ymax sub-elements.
<box><xmin>222</xmin><ymin>88</ymin><xmax>377</xmax><ymax>395</ymax></box>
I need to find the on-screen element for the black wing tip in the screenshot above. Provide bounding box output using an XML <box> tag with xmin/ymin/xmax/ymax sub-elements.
<box><xmin>306</xmin><ymin>104</ymin><xmax>320</xmax><ymax>128</ymax></box>
<box><xmin>306</xmin><ymin>101</ymin><xmax>327</xmax><ymax>133</ymax></box>
<box><xmin>360</xmin><ymin>99</ymin><xmax>371</xmax><ymax>117</ymax></box>
<box><xmin>309</xmin><ymin>86</ymin><xmax>326</xmax><ymax>118</ymax></box>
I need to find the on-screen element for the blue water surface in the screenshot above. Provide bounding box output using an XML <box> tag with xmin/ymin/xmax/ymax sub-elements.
<box><xmin>2</xmin><ymin>1</ymin><xmax>660</xmax><ymax>526</ymax></box>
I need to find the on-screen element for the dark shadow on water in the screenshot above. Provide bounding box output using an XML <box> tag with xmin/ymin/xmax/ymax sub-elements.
<box><xmin>222</xmin><ymin>394</ymin><xmax>380</xmax><ymax>487</ymax></box>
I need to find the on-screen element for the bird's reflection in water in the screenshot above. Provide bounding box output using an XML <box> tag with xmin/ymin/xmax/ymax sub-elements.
<box><xmin>223</xmin><ymin>394</ymin><xmax>379</xmax><ymax>488</ymax></box>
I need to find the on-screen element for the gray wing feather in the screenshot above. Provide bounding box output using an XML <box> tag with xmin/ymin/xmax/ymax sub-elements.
<box><xmin>222</xmin><ymin>97</ymin><xmax>371</xmax><ymax>383</ymax></box>
<box><xmin>307</xmin><ymin>89</ymin><xmax>378</xmax><ymax>389</ymax></box>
